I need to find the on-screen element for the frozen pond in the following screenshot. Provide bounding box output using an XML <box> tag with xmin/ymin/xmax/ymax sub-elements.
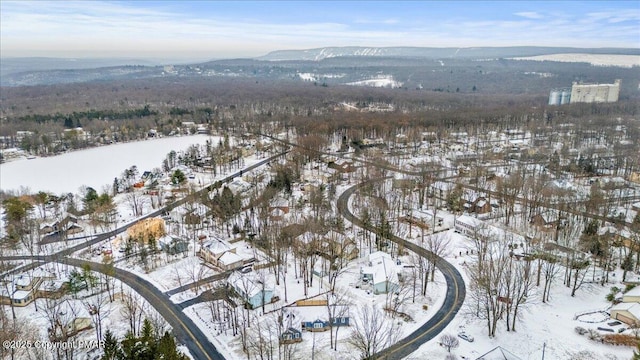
<box><xmin>0</xmin><ymin>135</ymin><xmax>215</xmax><ymax>194</ymax></box>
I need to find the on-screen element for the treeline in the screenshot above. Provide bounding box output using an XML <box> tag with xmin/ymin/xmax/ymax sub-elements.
<box><xmin>16</xmin><ymin>105</ymin><xmax>157</xmax><ymax>126</ymax></box>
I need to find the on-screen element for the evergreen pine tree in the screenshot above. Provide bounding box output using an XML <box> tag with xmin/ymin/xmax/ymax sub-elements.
<box><xmin>121</xmin><ymin>331</ymin><xmax>149</xmax><ymax>360</ymax></box>
<box><xmin>156</xmin><ymin>331</ymin><xmax>188</xmax><ymax>360</ymax></box>
<box><xmin>101</xmin><ymin>329</ymin><xmax>122</xmax><ymax>360</ymax></box>
<box><xmin>140</xmin><ymin>318</ymin><xmax>156</xmax><ymax>356</ymax></box>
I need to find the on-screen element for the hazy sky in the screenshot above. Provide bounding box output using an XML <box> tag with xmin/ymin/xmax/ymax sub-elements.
<box><xmin>1</xmin><ymin>1</ymin><xmax>639</xmax><ymax>61</ymax></box>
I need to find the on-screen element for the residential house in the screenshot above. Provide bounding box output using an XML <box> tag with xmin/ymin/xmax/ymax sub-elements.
<box><xmin>430</xmin><ymin>181</ymin><xmax>454</xmax><ymax>199</ymax></box>
<box><xmin>158</xmin><ymin>235</ymin><xmax>189</xmax><ymax>255</ymax></box>
<box><xmin>301</xmin><ymin>316</ymin><xmax>350</xmax><ymax>332</ymax></box>
<box><xmin>610</xmin><ymin>286</ymin><xmax>640</xmax><ymax>326</ymax></box>
<box><xmin>360</xmin><ymin>138</ymin><xmax>385</xmax><ymax>148</ymax></box>
<box><xmin>217</xmin><ymin>252</ymin><xmax>245</xmax><ymax>271</ymax></box>
<box><xmin>0</xmin><ymin>284</ymin><xmax>35</xmax><ymax>307</ymax></box>
<box><xmin>269</xmin><ymin>197</ymin><xmax>290</xmax><ymax>215</ymax></box>
<box><xmin>48</xmin><ymin>302</ymin><xmax>92</xmax><ymax>341</ymax></box>
<box><xmin>454</xmin><ymin>215</ymin><xmax>482</xmax><ymax>237</ymax></box>
<box><xmin>270</xmin><ymin>208</ymin><xmax>287</xmax><ymax>221</ymax></box>
<box><xmin>328</xmin><ymin>159</ymin><xmax>357</xmax><ymax>173</ymax></box>
<box><xmin>399</xmin><ymin>209</ymin><xmax>444</xmax><ymax>232</ymax></box>
<box><xmin>467</xmin><ymin>197</ymin><xmax>494</xmax><ymax>215</ymax></box>
<box><xmin>280</xmin><ymin>328</ymin><xmax>303</xmax><ymax>344</ymax></box>
<box><xmin>227</xmin><ymin>178</ymin><xmax>252</xmax><ymax>196</ymax></box>
<box><xmin>302</xmin><ymin>319</ymin><xmax>329</xmax><ymax>332</ymax></box>
<box><xmin>332</xmin><ymin>316</ymin><xmax>350</xmax><ymax>327</ymax></box>
<box><xmin>37</xmin><ymin>280</ymin><xmax>67</xmax><ymax>299</ymax></box>
<box><xmin>42</xmin><ymin>215</ymin><xmax>82</xmax><ymax>236</ymax></box>
<box><xmin>321</xmin><ymin>230</ymin><xmax>358</xmax><ymax>260</ymax></box>
<box><xmin>295</xmin><ymin>230</ymin><xmax>358</xmax><ymax>262</ymax></box>
<box><xmin>622</xmin><ymin>286</ymin><xmax>640</xmax><ymax>303</ymax></box>
<box><xmin>0</xmin><ymin>270</ymin><xmax>56</xmax><ymax>307</ymax></box>
<box><xmin>360</xmin><ymin>251</ymin><xmax>400</xmax><ymax>295</ymax></box>
<box><xmin>14</xmin><ymin>273</ymin><xmax>42</xmax><ymax>296</ymax></box>
<box><xmin>40</xmin><ymin>222</ymin><xmax>56</xmax><ymax>235</ymax></box>
<box><xmin>227</xmin><ymin>272</ymin><xmax>274</xmax><ymax>309</ymax></box>
<box><xmin>610</xmin><ymin>302</ymin><xmax>640</xmax><ymax>327</ymax></box>
<box><xmin>300</xmin><ymin>165</ymin><xmax>338</xmax><ymax>183</ymax></box>
<box><xmin>530</xmin><ymin>210</ymin><xmax>566</xmax><ymax>231</ymax></box>
<box><xmin>199</xmin><ymin>237</ymin><xmax>245</xmax><ymax>271</ymax></box>
<box><xmin>171</xmin><ymin>203</ymin><xmax>207</xmax><ymax>225</ymax></box>
<box><xmin>197</xmin><ymin>125</ymin><xmax>209</xmax><ymax>134</ymax></box>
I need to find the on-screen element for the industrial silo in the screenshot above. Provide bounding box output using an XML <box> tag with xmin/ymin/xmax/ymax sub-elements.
<box><xmin>560</xmin><ymin>89</ymin><xmax>571</xmax><ymax>104</ymax></box>
<box><xmin>548</xmin><ymin>90</ymin><xmax>561</xmax><ymax>105</ymax></box>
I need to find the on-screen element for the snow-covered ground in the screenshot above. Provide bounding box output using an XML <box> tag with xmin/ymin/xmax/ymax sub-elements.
<box><xmin>346</xmin><ymin>75</ymin><xmax>403</xmax><ymax>88</ymax></box>
<box><xmin>510</xmin><ymin>54</ymin><xmax>640</xmax><ymax>68</ymax></box>
<box><xmin>297</xmin><ymin>72</ymin><xmax>345</xmax><ymax>81</ymax></box>
<box><xmin>408</xmin><ymin>225</ymin><xmax>636</xmax><ymax>360</ymax></box>
<box><xmin>0</xmin><ymin>135</ymin><xmax>216</xmax><ymax>194</ymax></box>
<box><xmin>9</xmin><ymin>268</ymin><xmax>167</xmax><ymax>360</ymax></box>
<box><xmin>4</xmin><ymin>128</ymin><xmax>639</xmax><ymax>360</ymax></box>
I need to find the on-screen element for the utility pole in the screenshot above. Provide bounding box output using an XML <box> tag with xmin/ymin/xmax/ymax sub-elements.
<box><xmin>542</xmin><ymin>342</ymin><xmax>546</xmax><ymax>360</ymax></box>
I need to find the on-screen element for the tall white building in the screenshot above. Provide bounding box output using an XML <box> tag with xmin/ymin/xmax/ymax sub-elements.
<box><xmin>570</xmin><ymin>79</ymin><xmax>621</xmax><ymax>103</ymax></box>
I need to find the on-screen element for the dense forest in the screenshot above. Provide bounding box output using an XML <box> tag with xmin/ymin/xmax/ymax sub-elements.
<box><xmin>0</xmin><ymin>57</ymin><xmax>638</xmax><ymax>158</ymax></box>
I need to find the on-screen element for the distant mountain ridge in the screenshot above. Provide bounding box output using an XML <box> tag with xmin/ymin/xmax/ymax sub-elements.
<box><xmin>0</xmin><ymin>57</ymin><xmax>163</xmax><ymax>77</ymax></box>
<box><xmin>258</xmin><ymin>46</ymin><xmax>640</xmax><ymax>61</ymax></box>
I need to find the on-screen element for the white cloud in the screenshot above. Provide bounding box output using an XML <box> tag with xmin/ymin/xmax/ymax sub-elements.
<box><xmin>514</xmin><ymin>12</ymin><xmax>543</xmax><ymax>20</ymax></box>
<box><xmin>1</xmin><ymin>1</ymin><xmax>638</xmax><ymax>59</ymax></box>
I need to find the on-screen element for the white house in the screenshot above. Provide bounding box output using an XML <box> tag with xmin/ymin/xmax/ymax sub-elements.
<box><xmin>199</xmin><ymin>237</ymin><xmax>245</xmax><ymax>271</ymax></box>
<box><xmin>227</xmin><ymin>272</ymin><xmax>274</xmax><ymax>309</ymax></box>
<box><xmin>360</xmin><ymin>251</ymin><xmax>400</xmax><ymax>295</ymax></box>
<box><xmin>610</xmin><ymin>301</ymin><xmax>640</xmax><ymax>326</ymax></box>
<box><xmin>622</xmin><ymin>286</ymin><xmax>640</xmax><ymax>303</ymax></box>
<box><xmin>454</xmin><ymin>215</ymin><xmax>482</xmax><ymax>237</ymax></box>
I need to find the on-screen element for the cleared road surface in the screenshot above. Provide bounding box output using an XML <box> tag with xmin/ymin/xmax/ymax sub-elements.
<box><xmin>337</xmin><ymin>177</ymin><xmax>466</xmax><ymax>360</ymax></box>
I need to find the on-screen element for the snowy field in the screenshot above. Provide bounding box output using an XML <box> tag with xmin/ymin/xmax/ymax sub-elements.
<box><xmin>409</xmin><ymin>227</ymin><xmax>636</xmax><ymax>360</ymax></box>
<box><xmin>0</xmin><ymin>135</ymin><xmax>215</xmax><ymax>194</ymax></box>
<box><xmin>346</xmin><ymin>75</ymin><xmax>403</xmax><ymax>88</ymax></box>
<box><xmin>510</xmin><ymin>54</ymin><xmax>640</xmax><ymax>68</ymax></box>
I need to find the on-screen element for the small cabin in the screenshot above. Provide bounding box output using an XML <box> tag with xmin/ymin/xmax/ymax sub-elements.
<box><xmin>280</xmin><ymin>328</ymin><xmax>302</xmax><ymax>344</ymax></box>
<box><xmin>330</xmin><ymin>316</ymin><xmax>350</xmax><ymax>327</ymax></box>
<box><xmin>302</xmin><ymin>319</ymin><xmax>329</xmax><ymax>332</ymax></box>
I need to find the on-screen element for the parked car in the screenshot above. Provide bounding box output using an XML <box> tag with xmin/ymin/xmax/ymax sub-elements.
<box><xmin>597</xmin><ymin>327</ymin><xmax>614</xmax><ymax>332</ymax></box>
<box><xmin>458</xmin><ymin>332</ymin><xmax>474</xmax><ymax>342</ymax></box>
<box><xmin>607</xmin><ymin>320</ymin><xmax>622</xmax><ymax>326</ymax></box>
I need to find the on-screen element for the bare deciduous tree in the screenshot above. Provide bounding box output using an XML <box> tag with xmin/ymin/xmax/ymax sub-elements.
<box><xmin>325</xmin><ymin>291</ymin><xmax>351</xmax><ymax>351</ymax></box>
<box><xmin>120</xmin><ymin>289</ymin><xmax>146</xmax><ymax>336</ymax></box>
<box><xmin>83</xmin><ymin>290</ymin><xmax>111</xmax><ymax>343</ymax></box>
<box><xmin>125</xmin><ymin>191</ymin><xmax>148</xmax><ymax>218</ymax></box>
<box><xmin>440</xmin><ymin>333</ymin><xmax>459</xmax><ymax>353</ymax></box>
<box><xmin>347</xmin><ymin>304</ymin><xmax>400</xmax><ymax>359</ymax></box>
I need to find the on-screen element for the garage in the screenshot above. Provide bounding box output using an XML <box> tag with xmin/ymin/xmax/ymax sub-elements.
<box><xmin>610</xmin><ymin>302</ymin><xmax>640</xmax><ymax>326</ymax></box>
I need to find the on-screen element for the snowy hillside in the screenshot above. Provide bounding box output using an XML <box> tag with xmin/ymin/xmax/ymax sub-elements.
<box><xmin>346</xmin><ymin>75</ymin><xmax>403</xmax><ymax>88</ymax></box>
<box><xmin>258</xmin><ymin>46</ymin><xmax>640</xmax><ymax>61</ymax></box>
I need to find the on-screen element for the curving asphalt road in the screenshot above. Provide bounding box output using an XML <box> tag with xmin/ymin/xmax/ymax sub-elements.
<box><xmin>337</xmin><ymin>177</ymin><xmax>466</xmax><ymax>360</ymax></box>
<box><xmin>1</xmin><ymin>150</ymin><xmax>289</xmax><ymax>360</ymax></box>
<box><xmin>58</xmin><ymin>257</ymin><xmax>225</xmax><ymax>360</ymax></box>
